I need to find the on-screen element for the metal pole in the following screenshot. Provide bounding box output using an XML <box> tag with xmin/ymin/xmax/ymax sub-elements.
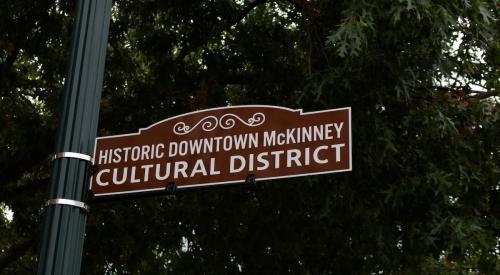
<box><xmin>37</xmin><ymin>0</ymin><xmax>112</xmax><ymax>274</ymax></box>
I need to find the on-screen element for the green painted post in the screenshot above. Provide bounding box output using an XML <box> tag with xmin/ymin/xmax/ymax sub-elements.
<box><xmin>36</xmin><ymin>0</ymin><xmax>112</xmax><ymax>274</ymax></box>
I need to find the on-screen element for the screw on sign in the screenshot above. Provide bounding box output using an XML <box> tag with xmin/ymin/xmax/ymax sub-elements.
<box><xmin>90</xmin><ymin>105</ymin><xmax>351</xmax><ymax>198</ymax></box>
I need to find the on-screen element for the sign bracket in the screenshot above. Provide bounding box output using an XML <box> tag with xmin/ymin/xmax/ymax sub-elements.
<box><xmin>165</xmin><ymin>181</ymin><xmax>178</xmax><ymax>193</ymax></box>
<box><xmin>245</xmin><ymin>173</ymin><xmax>256</xmax><ymax>185</ymax></box>
<box><xmin>50</xmin><ymin>151</ymin><xmax>98</xmax><ymax>203</ymax></box>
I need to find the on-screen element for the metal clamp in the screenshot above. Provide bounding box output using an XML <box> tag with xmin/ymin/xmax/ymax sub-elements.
<box><xmin>46</xmin><ymin>198</ymin><xmax>89</xmax><ymax>212</ymax></box>
<box><xmin>52</xmin><ymin>152</ymin><xmax>94</xmax><ymax>164</ymax></box>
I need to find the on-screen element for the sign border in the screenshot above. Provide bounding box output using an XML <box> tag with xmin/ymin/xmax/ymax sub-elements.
<box><xmin>90</xmin><ymin>105</ymin><xmax>352</xmax><ymax>199</ymax></box>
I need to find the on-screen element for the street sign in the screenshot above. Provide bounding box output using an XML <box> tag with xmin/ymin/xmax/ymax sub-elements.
<box><xmin>89</xmin><ymin>105</ymin><xmax>351</xmax><ymax>198</ymax></box>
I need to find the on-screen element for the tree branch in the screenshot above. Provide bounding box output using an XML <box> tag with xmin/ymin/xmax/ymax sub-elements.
<box><xmin>431</xmin><ymin>85</ymin><xmax>498</xmax><ymax>99</ymax></box>
<box><xmin>228</xmin><ymin>0</ymin><xmax>268</xmax><ymax>28</ymax></box>
<box><xmin>162</xmin><ymin>0</ymin><xmax>268</xmax><ymax>65</ymax></box>
<box><xmin>467</xmin><ymin>90</ymin><xmax>499</xmax><ymax>99</ymax></box>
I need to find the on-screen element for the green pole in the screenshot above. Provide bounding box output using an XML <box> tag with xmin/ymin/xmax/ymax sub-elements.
<box><xmin>36</xmin><ymin>0</ymin><xmax>112</xmax><ymax>274</ymax></box>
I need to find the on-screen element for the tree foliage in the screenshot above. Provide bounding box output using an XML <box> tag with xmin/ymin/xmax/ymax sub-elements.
<box><xmin>1</xmin><ymin>0</ymin><xmax>499</xmax><ymax>274</ymax></box>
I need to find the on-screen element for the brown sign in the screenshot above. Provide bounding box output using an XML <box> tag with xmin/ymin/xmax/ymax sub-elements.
<box><xmin>89</xmin><ymin>105</ymin><xmax>351</xmax><ymax>198</ymax></box>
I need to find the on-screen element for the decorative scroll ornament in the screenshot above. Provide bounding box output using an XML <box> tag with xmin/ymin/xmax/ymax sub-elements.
<box><xmin>173</xmin><ymin>116</ymin><xmax>218</xmax><ymax>135</ymax></box>
<box><xmin>173</xmin><ymin>112</ymin><xmax>266</xmax><ymax>135</ymax></box>
<box><xmin>219</xmin><ymin>112</ymin><xmax>265</xmax><ymax>129</ymax></box>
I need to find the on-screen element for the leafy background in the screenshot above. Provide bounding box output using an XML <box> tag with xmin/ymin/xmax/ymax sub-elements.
<box><xmin>0</xmin><ymin>0</ymin><xmax>499</xmax><ymax>274</ymax></box>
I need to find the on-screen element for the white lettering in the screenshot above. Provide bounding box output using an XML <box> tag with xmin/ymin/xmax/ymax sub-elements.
<box><xmin>270</xmin><ymin>150</ymin><xmax>284</xmax><ymax>168</ymax></box>
<box><xmin>257</xmin><ymin>152</ymin><xmax>269</xmax><ymax>171</ymax></box>
<box><xmin>334</xmin><ymin>122</ymin><xmax>343</xmax><ymax>139</ymax></box>
<box><xmin>130</xmin><ymin>166</ymin><xmax>140</xmax><ymax>183</ymax></box>
<box><xmin>189</xmin><ymin>139</ymin><xmax>203</xmax><ymax>154</ymax></box>
<box><xmin>313</xmin><ymin>146</ymin><xmax>328</xmax><ymax>164</ymax></box>
<box><xmin>331</xmin><ymin>143</ymin><xmax>345</xmax><ymax>162</ymax></box>
<box><xmin>178</xmin><ymin>141</ymin><xmax>188</xmax><ymax>156</ymax></box>
<box><xmin>96</xmin><ymin>169</ymin><xmax>110</xmax><ymax>186</ymax></box>
<box><xmin>223</xmin><ymin>136</ymin><xmax>232</xmax><ymax>151</ymax></box>
<box><xmin>287</xmin><ymin>149</ymin><xmax>302</xmax><ymax>167</ymax></box>
<box><xmin>155</xmin><ymin>143</ymin><xmax>165</xmax><ymax>158</ymax></box>
<box><xmin>249</xmin><ymin>133</ymin><xmax>258</xmax><ymax>148</ymax></box>
<box><xmin>304</xmin><ymin>147</ymin><xmax>310</xmax><ymax>165</ymax></box>
<box><xmin>98</xmin><ymin>149</ymin><xmax>108</xmax><ymax>165</ymax></box>
<box><xmin>141</xmin><ymin>145</ymin><xmax>151</xmax><ymax>160</ymax></box>
<box><xmin>168</xmin><ymin>142</ymin><xmax>178</xmax><ymax>157</ymax></box>
<box><xmin>142</xmin><ymin>164</ymin><xmax>154</xmax><ymax>182</ymax></box>
<box><xmin>190</xmin><ymin>159</ymin><xmax>208</xmax><ymax>177</ymax></box>
<box><xmin>264</xmin><ymin>131</ymin><xmax>276</xmax><ymax>146</ymax></box>
<box><xmin>214</xmin><ymin>136</ymin><xmax>223</xmax><ymax>151</ymax></box>
<box><xmin>325</xmin><ymin>124</ymin><xmax>334</xmax><ymax>139</ymax></box>
<box><xmin>234</xmin><ymin>134</ymin><xmax>247</xmax><ymax>150</ymax></box>
<box><xmin>277</xmin><ymin>133</ymin><xmax>286</xmax><ymax>145</ymax></box>
<box><xmin>286</xmin><ymin>128</ymin><xmax>296</xmax><ymax>144</ymax></box>
<box><xmin>122</xmin><ymin>147</ymin><xmax>131</xmax><ymax>162</ymax></box>
<box><xmin>131</xmin><ymin>146</ymin><xmax>140</xmax><ymax>161</ymax></box>
<box><xmin>113</xmin><ymin>167</ymin><xmax>128</xmax><ymax>185</ymax></box>
<box><xmin>113</xmin><ymin>148</ymin><xmax>122</xmax><ymax>163</ymax></box>
<box><xmin>156</xmin><ymin>163</ymin><xmax>171</xmax><ymax>181</ymax></box>
<box><xmin>230</xmin><ymin>155</ymin><xmax>246</xmax><ymax>173</ymax></box>
<box><xmin>209</xmin><ymin>158</ymin><xmax>220</xmax><ymax>175</ymax></box>
<box><xmin>174</xmin><ymin>161</ymin><xmax>188</xmax><ymax>179</ymax></box>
